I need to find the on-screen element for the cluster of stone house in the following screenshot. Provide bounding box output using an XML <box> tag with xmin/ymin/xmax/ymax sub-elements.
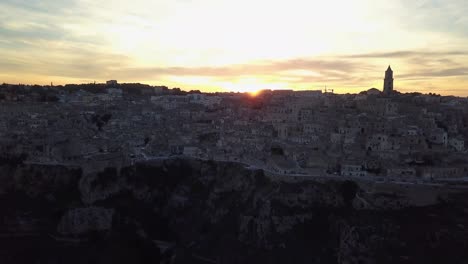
<box><xmin>0</xmin><ymin>84</ymin><xmax>467</xmax><ymax>182</ymax></box>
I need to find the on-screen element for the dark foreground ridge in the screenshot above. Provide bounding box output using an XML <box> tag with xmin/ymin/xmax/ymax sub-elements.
<box><xmin>1</xmin><ymin>157</ymin><xmax>467</xmax><ymax>264</ymax></box>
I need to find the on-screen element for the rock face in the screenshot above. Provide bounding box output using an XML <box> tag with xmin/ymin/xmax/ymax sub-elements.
<box><xmin>57</xmin><ymin>207</ymin><xmax>114</xmax><ymax>235</ymax></box>
<box><xmin>0</xmin><ymin>158</ymin><xmax>467</xmax><ymax>264</ymax></box>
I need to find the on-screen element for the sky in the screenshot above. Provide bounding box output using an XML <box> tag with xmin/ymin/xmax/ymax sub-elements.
<box><xmin>1</xmin><ymin>0</ymin><xmax>468</xmax><ymax>95</ymax></box>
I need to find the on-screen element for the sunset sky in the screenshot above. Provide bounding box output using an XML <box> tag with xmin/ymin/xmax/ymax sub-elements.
<box><xmin>1</xmin><ymin>0</ymin><xmax>467</xmax><ymax>95</ymax></box>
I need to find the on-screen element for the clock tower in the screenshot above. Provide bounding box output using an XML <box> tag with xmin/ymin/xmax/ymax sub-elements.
<box><xmin>383</xmin><ymin>66</ymin><xmax>394</xmax><ymax>94</ymax></box>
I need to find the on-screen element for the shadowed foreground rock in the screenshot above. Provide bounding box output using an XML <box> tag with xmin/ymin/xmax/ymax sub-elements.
<box><xmin>0</xmin><ymin>158</ymin><xmax>467</xmax><ymax>263</ymax></box>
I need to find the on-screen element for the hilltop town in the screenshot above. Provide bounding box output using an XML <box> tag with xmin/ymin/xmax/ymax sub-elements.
<box><xmin>1</xmin><ymin>68</ymin><xmax>467</xmax><ymax>184</ymax></box>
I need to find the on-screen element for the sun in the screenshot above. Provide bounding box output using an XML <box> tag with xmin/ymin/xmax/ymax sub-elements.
<box><xmin>248</xmin><ymin>89</ymin><xmax>262</xmax><ymax>97</ymax></box>
<box><xmin>221</xmin><ymin>78</ymin><xmax>288</xmax><ymax>94</ymax></box>
<box><xmin>222</xmin><ymin>81</ymin><xmax>263</xmax><ymax>94</ymax></box>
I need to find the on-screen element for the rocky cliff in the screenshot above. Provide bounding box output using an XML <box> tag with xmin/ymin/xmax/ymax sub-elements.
<box><xmin>0</xmin><ymin>158</ymin><xmax>467</xmax><ymax>263</ymax></box>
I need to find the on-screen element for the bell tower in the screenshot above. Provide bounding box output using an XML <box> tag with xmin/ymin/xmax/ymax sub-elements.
<box><xmin>383</xmin><ymin>65</ymin><xmax>394</xmax><ymax>94</ymax></box>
